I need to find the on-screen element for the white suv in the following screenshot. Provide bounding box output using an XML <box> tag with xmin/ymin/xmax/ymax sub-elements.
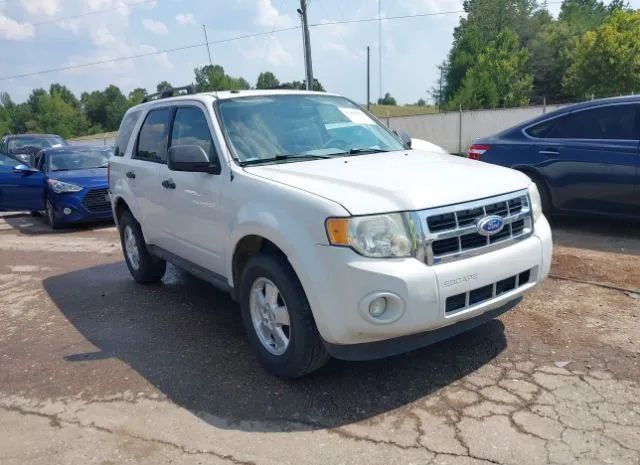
<box><xmin>109</xmin><ymin>88</ymin><xmax>552</xmax><ymax>377</ymax></box>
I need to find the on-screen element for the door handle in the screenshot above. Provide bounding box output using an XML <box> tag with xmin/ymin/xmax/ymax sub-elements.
<box><xmin>125</xmin><ymin>171</ymin><xmax>136</xmax><ymax>179</ymax></box>
<box><xmin>161</xmin><ymin>179</ymin><xmax>176</xmax><ymax>189</ymax></box>
<box><xmin>538</xmin><ymin>148</ymin><xmax>559</xmax><ymax>156</ymax></box>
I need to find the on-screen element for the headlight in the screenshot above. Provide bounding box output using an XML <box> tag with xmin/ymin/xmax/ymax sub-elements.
<box><xmin>47</xmin><ymin>179</ymin><xmax>83</xmax><ymax>194</ymax></box>
<box><xmin>326</xmin><ymin>213</ymin><xmax>415</xmax><ymax>258</ymax></box>
<box><xmin>528</xmin><ymin>183</ymin><xmax>542</xmax><ymax>222</ymax></box>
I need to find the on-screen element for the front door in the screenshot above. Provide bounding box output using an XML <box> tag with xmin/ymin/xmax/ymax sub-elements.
<box><xmin>537</xmin><ymin>103</ymin><xmax>639</xmax><ymax>216</ymax></box>
<box><xmin>0</xmin><ymin>153</ymin><xmax>45</xmax><ymax>211</ymax></box>
<box><xmin>156</xmin><ymin>104</ymin><xmax>227</xmax><ymax>275</ymax></box>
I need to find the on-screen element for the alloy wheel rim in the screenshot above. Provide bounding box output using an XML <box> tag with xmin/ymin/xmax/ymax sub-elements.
<box><xmin>123</xmin><ymin>225</ymin><xmax>140</xmax><ymax>270</ymax></box>
<box><xmin>249</xmin><ymin>277</ymin><xmax>291</xmax><ymax>356</ymax></box>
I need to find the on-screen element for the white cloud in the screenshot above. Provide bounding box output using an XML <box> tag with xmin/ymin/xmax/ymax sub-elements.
<box><xmin>176</xmin><ymin>13</ymin><xmax>195</xmax><ymax>25</ymax></box>
<box><xmin>20</xmin><ymin>0</ymin><xmax>61</xmax><ymax>16</ymax></box>
<box><xmin>243</xmin><ymin>35</ymin><xmax>293</xmax><ymax>67</ymax></box>
<box><xmin>142</xmin><ymin>18</ymin><xmax>168</xmax><ymax>35</ymax></box>
<box><xmin>0</xmin><ymin>12</ymin><xmax>35</xmax><ymax>40</ymax></box>
<box><xmin>254</xmin><ymin>0</ymin><xmax>293</xmax><ymax>28</ymax></box>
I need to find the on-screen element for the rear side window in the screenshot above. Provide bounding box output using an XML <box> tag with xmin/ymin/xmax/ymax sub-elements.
<box><xmin>114</xmin><ymin>110</ymin><xmax>141</xmax><ymax>157</ymax></box>
<box><xmin>170</xmin><ymin>107</ymin><xmax>216</xmax><ymax>157</ymax></box>
<box><xmin>532</xmin><ymin>105</ymin><xmax>638</xmax><ymax>140</ymax></box>
<box><xmin>135</xmin><ymin>108</ymin><xmax>172</xmax><ymax>162</ymax></box>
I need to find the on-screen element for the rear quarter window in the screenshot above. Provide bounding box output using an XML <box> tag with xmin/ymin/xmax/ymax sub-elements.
<box><xmin>114</xmin><ymin>110</ymin><xmax>141</xmax><ymax>157</ymax></box>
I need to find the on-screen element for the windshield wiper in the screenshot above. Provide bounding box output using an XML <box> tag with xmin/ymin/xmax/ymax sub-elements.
<box><xmin>331</xmin><ymin>148</ymin><xmax>391</xmax><ymax>156</ymax></box>
<box><xmin>241</xmin><ymin>154</ymin><xmax>331</xmax><ymax>166</ymax></box>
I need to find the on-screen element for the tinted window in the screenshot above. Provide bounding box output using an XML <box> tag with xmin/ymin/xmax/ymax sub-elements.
<box><xmin>114</xmin><ymin>110</ymin><xmax>141</xmax><ymax>157</ymax></box>
<box><xmin>136</xmin><ymin>108</ymin><xmax>171</xmax><ymax>162</ymax></box>
<box><xmin>170</xmin><ymin>107</ymin><xmax>215</xmax><ymax>157</ymax></box>
<box><xmin>544</xmin><ymin>105</ymin><xmax>638</xmax><ymax>140</ymax></box>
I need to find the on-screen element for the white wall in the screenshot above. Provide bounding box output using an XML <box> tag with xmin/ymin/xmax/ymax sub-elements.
<box><xmin>388</xmin><ymin>104</ymin><xmax>565</xmax><ymax>154</ymax></box>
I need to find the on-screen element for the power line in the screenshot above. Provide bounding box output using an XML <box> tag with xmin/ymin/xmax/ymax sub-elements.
<box><xmin>0</xmin><ymin>6</ymin><xmax>563</xmax><ymax>82</ymax></box>
<box><xmin>0</xmin><ymin>0</ymin><xmax>158</xmax><ymax>29</ymax></box>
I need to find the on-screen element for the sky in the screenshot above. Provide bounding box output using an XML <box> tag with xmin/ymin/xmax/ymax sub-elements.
<box><xmin>0</xmin><ymin>0</ymin><xmax>628</xmax><ymax>105</ymax></box>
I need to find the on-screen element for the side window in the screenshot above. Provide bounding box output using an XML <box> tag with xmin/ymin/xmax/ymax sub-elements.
<box><xmin>114</xmin><ymin>110</ymin><xmax>141</xmax><ymax>157</ymax></box>
<box><xmin>135</xmin><ymin>108</ymin><xmax>172</xmax><ymax>162</ymax></box>
<box><xmin>546</xmin><ymin>105</ymin><xmax>638</xmax><ymax>140</ymax></box>
<box><xmin>525</xmin><ymin>119</ymin><xmax>555</xmax><ymax>138</ymax></box>
<box><xmin>0</xmin><ymin>152</ymin><xmax>20</xmax><ymax>168</ymax></box>
<box><xmin>170</xmin><ymin>107</ymin><xmax>216</xmax><ymax>158</ymax></box>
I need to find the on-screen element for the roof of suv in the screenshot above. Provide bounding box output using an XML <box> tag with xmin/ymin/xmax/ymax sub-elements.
<box><xmin>132</xmin><ymin>89</ymin><xmax>338</xmax><ymax>110</ymax></box>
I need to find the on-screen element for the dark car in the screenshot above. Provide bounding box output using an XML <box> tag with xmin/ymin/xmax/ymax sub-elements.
<box><xmin>0</xmin><ymin>146</ymin><xmax>113</xmax><ymax>228</ymax></box>
<box><xmin>468</xmin><ymin>96</ymin><xmax>640</xmax><ymax>220</ymax></box>
<box><xmin>0</xmin><ymin>133</ymin><xmax>69</xmax><ymax>165</ymax></box>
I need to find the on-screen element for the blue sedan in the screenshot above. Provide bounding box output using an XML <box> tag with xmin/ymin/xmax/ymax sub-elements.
<box><xmin>0</xmin><ymin>146</ymin><xmax>113</xmax><ymax>228</ymax></box>
<box><xmin>469</xmin><ymin>96</ymin><xmax>639</xmax><ymax>220</ymax></box>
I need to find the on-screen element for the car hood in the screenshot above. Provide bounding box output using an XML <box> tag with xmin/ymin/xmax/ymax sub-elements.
<box><xmin>244</xmin><ymin>150</ymin><xmax>531</xmax><ymax>215</ymax></box>
<box><xmin>48</xmin><ymin>168</ymin><xmax>108</xmax><ymax>188</ymax></box>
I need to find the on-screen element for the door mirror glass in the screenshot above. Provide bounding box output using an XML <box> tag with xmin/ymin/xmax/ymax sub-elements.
<box><xmin>13</xmin><ymin>164</ymin><xmax>38</xmax><ymax>175</ymax></box>
<box><xmin>167</xmin><ymin>145</ymin><xmax>218</xmax><ymax>173</ymax></box>
<box><xmin>394</xmin><ymin>130</ymin><xmax>412</xmax><ymax>148</ymax></box>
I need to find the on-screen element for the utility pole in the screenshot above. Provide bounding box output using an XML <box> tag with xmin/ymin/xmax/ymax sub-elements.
<box><xmin>202</xmin><ymin>24</ymin><xmax>212</xmax><ymax>66</ymax></box>
<box><xmin>378</xmin><ymin>0</ymin><xmax>382</xmax><ymax>100</ymax></box>
<box><xmin>366</xmin><ymin>46</ymin><xmax>371</xmax><ymax>110</ymax></box>
<box><xmin>297</xmin><ymin>0</ymin><xmax>314</xmax><ymax>90</ymax></box>
<box><xmin>438</xmin><ymin>64</ymin><xmax>443</xmax><ymax>112</ymax></box>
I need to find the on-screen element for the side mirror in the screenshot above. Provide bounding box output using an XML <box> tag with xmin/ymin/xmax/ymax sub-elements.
<box><xmin>13</xmin><ymin>164</ymin><xmax>38</xmax><ymax>176</ymax></box>
<box><xmin>167</xmin><ymin>145</ymin><xmax>220</xmax><ymax>174</ymax></box>
<box><xmin>394</xmin><ymin>130</ymin><xmax>412</xmax><ymax>149</ymax></box>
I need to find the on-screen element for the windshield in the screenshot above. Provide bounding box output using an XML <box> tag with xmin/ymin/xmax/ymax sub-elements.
<box><xmin>47</xmin><ymin>150</ymin><xmax>111</xmax><ymax>172</ymax></box>
<box><xmin>8</xmin><ymin>136</ymin><xmax>66</xmax><ymax>151</ymax></box>
<box><xmin>217</xmin><ymin>94</ymin><xmax>405</xmax><ymax>164</ymax></box>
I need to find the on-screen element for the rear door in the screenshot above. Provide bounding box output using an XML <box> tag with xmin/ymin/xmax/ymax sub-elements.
<box><xmin>0</xmin><ymin>153</ymin><xmax>45</xmax><ymax>211</ymax></box>
<box><xmin>128</xmin><ymin>106</ymin><xmax>173</xmax><ymax>245</ymax></box>
<box><xmin>529</xmin><ymin>103</ymin><xmax>639</xmax><ymax>216</ymax></box>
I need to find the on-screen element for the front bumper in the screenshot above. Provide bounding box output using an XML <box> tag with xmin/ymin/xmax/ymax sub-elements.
<box><xmin>49</xmin><ymin>190</ymin><xmax>114</xmax><ymax>224</ymax></box>
<box><xmin>305</xmin><ymin>216</ymin><xmax>552</xmax><ymax>349</ymax></box>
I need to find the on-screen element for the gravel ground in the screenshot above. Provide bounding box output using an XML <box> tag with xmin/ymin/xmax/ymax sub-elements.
<box><xmin>0</xmin><ymin>213</ymin><xmax>638</xmax><ymax>465</ymax></box>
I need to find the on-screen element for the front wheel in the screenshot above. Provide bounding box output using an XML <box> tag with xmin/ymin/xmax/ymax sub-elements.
<box><xmin>240</xmin><ymin>254</ymin><xmax>330</xmax><ymax>378</ymax></box>
<box><xmin>46</xmin><ymin>199</ymin><xmax>62</xmax><ymax>229</ymax></box>
<box><xmin>118</xmin><ymin>210</ymin><xmax>166</xmax><ymax>284</ymax></box>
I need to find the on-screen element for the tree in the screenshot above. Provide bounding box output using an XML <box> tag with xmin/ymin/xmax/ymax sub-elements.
<box><xmin>156</xmin><ymin>81</ymin><xmax>173</xmax><ymax>92</ymax></box>
<box><xmin>564</xmin><ymin>10</ymin><xmax>640</xmax><ymax>97</ymax></box>
<box><xmin>444</xmin><ymin>0</ymin><xmax>540</xmax><ymax>101</ymax></box>
<box><xmin>529</xmin><ymin>21</ymin><xmax>575</xmax><ymax>101</ymax></box>
<box><xmin>49</xmin><ymin>83</ymin><xmax>80</xmax><ymax>109</ymax></box>
<box><xmin>194</xmin><ymin>65</ymin><xmax>251</xmax><ymax>92</ymax></box>
<box><xmin>80</xmin><ymin>85</ymin><xmax>129</xmax><ymax>132</ymax></box>
<box><xmin>450</xmin><ymin>29</ymin><xmax>533</xmax><ymax>109</ymax></box>
<box><xmin>128</xmin><ymin>88</ymin><xmax>148</xmax><ymax>105</ymax></box>
<box><xmin>377</xmin><ymin>93</ymin><xmax>397</xmax><ymax>105</ymax></box>
<box><xmin>256</xmin><ymin>71</ymin><xmax>280</xmax><ymax>89</ymax></box>
<box><xmin>278</xmin><ymin>78</ymin><xmax>325</xmax><ymax>91</ymax></box>
<box><xmin>416</xmin><ymin>98</ymin><xmax>427</xmax><ymax>107</ymax></box>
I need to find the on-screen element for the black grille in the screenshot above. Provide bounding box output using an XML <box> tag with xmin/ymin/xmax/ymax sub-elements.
<box><xmin>445</xmin><ymin>268</ymin><xmax>533</xmax><ymax>313</ymax></box>
<box><xmin>446</xmin><ymin>293</ymin><xmax>466</xmax><ymax>312</ymax></box>
<box><xmin>427</xmin><ymin>213</ymin><xmax>456</xmax><ymax>232</ymax></box>
<box><xmin>456</xmin><ymin>207</ymin><xmax>484</xmax><ymax>226</ymax></box>
<box><xmin>508</xmin><ymin>198</ymin><xmax>523</xmax><ymax>213</ymax></box>
<box><xmin>489</xmin><ymin>226</ymin><xmax>511</xmax><ymax>243</ymax></box>
<box><xmin>432</xmin><ymin>237</ymin><xmax>459</xmax><ymax>255</ymax></box>
<box><xmin>82</xmin><ymin>188</ymin><xmax>110</xmax><ymax>213</ymax></box>
<box><xmin>484</xmin><ymin>201</ymin><xmax>509</xmax><ymax>216</ymax></box>
<box><xmin>511</xmin><ymin>219</ymin><xmax>525</xmax><ymax>235</ymax></box>
<box><xmin>460</xmin><ymin>232</ymin><xmax>487</xmax><ymax>250</ymax></box>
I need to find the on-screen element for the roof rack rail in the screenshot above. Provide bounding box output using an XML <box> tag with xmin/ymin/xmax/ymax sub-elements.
<box><xmin>142</xmin><ymin>84</ymin><xmax>197</xmax><ymax>103</ymax></box>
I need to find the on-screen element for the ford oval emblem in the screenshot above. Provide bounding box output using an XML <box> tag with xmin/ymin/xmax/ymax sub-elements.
<box><xmin>476</xmin><ymin>215</ymin><xmax>504</xmax><ymax>236</ymax></box>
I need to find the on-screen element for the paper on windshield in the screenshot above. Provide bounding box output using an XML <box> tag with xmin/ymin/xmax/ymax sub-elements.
<box><xmin>338</xmin><ymin>107</ymin><xmax>375</xmax><ymax>125</ymax></box>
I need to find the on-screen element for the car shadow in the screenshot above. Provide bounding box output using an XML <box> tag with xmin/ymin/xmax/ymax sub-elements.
<box><xmin>43</xmin><ymin>261</ymin><xmax>507</xmax><ymax>432</ymax></box>
<box><xmin>550</xmin><ymin>215</ymin><xmax>639</xmax><ymax>256</ymax></box>
<box><xmin>1</xmin><ymin>213</ymin><xmax>114</xmax><ymax>235</ymax></box>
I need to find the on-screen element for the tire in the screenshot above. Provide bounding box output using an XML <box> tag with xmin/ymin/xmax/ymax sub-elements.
<box><xmin>239</xmin><ymin>253</ymin><xmax>330</xmax><ymax>378</ymax></box>
<box><xmin>118</xmin><ymin>210</ymin><xmax>166</xmax><ymax>284</ymax></box>
<box><xmin>529</xmin><ymin>174</ymin><xmax>552</xmax><ymax>219</ymax></box>
<box><xmin>46</xmin><ymin>199</ymin><xmax>62</xmax><ymax>229</ymax></box>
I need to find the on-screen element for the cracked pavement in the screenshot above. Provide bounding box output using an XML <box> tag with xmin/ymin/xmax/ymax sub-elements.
<box><xmin>1</xmin><ymin>214</ymin><xmax>638</xmax><ymax>465</ymax></box>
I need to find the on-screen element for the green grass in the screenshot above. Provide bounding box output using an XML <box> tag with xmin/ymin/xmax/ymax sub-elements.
<box><xmin>368</xmin><ymin>104</ymin><xmax>439</xmax><ymax>117</ymax></box>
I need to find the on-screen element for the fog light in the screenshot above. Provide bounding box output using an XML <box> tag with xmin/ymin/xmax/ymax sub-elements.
<box><xmin>63</xmin><ymin>208</ymin><xmax>72</xmax><ymax>215</ymax></box>
<box><xmin>368</xmin><ymin>297</ymin><xmax>387</xmax><ymax>317</ymax></box>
